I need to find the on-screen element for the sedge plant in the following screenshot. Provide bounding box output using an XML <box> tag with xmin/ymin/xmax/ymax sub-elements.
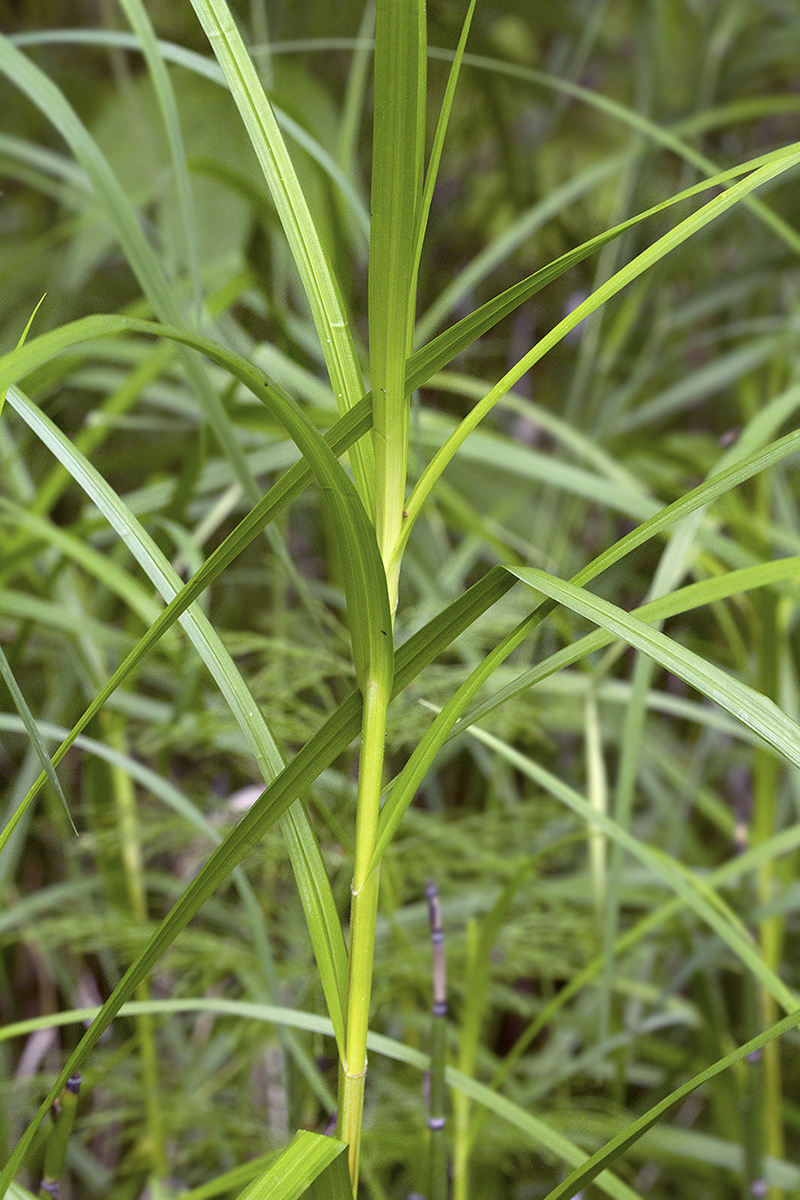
<box><xmin>3</xmin><ymin>1</ymin><xmax>800</xmax><ymax>1197</ymax></box>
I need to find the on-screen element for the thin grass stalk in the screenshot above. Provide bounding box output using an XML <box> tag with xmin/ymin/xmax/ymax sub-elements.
<box><xmin>753</xmin><ymin>587</ymin><xmax>786</xmax><ymax>1199</ymax></box>
<box><xmin>425</xmin><ymin>879</ymin><xmax>448</xmax><ymax>1200</ymax></box>
<box><xmin>411</xmin><ymin>0</ymin><xmax>477</xmax><ymax>288</ymax></box>
<box><xmin>600</xmin><ymin>513</ymin><xmax>704</xmax><ymax>1042</ymax></box>
<box><xmin>0</xmin><ymin>643</ymin><xmax>71</xmax><ymax>829</ymax></box>
<box><xmin>337</xmin><ymin>3</ymin><xmax>375</xmax><ymax>184</ymax></box>
<box><xmin>585</xmin><ymin>688</ymin><xmax>607</xmax><ymax>927</ymax></box>
<box><xmin>452</xmin><ymin>919</ymin><xmax>476</xmax><ymax>1200</ymax></box>
<box><xmin>337</xmin><ymin>1</ymin><xmax>426</xmax><ymax>1188</ymax></box>
<box><xmin>338</xmin><ymin>684</ymin><xmax>390</xmax><ymax>1188</ymax></box>
<box><xmin>105</xmin><ymin>714</ymin><xmax>166</xmax><ymax>1179</ymax></box>
<box><xmin>452</xmin><ymin>870</ymin><xmax>524</xmax><ymax>1200</ymax></box>
<box><xmin>599</xmin><ymin>650</ymin><xmax>653</xmax><ymax>1053</ymax></box>
<box><xmin>740</xmin><ymin>857</ymin><xmax>768</xmax><ymax>1196</ymax></box>
<box><xmin>118</xmin><ymin>0</ymin><xmax>202</xmax><ymax>317</ymax></box>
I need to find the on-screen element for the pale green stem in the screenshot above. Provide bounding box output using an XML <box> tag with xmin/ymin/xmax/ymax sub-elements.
<box><xmin>338</xmin><ymin>674</ymin><xmax>390</xmax><ymax>1192</ymax></box>
<box><xmin>585</xmin><ymin>688</ymin><xmax>607</xmax><ymax>927</ymax></box>
<box><xmin>374</xmin><ymin>387</ymin><xmax>408</xmax><ymax>615</ymax></box>
<box><xmin>753</xmin><ymin>588</ymin><xmax>785</xmax><ymax>1199</ymax></box>
<box><xmin>108</xmin><ymin>716</ymin><xmax>166</xmax><ymax>1178</ymax></box>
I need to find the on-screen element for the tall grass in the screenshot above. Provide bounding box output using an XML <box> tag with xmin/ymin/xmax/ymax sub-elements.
<box><xmin>2</xmin><ymin>1</ymin><xmax>800</xmax><ymax>1197</ymax></box>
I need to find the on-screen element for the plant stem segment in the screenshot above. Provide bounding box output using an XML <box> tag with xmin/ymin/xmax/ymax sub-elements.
<box><xmin>426</xmin><ymin>879</ymin><xmax>448</xmax><ymax>1200</ymax></box>
<box><xmin>338</xmin><ymin>675</ymin><xmax>390</xmax><ymax>1190</ymax></box>
<box><xmin>339</xmin><ymin>0</ymin><xmax>426</xmax><ymax>1183</ymax></box>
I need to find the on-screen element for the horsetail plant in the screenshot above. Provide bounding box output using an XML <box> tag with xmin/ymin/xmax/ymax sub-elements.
<box><xmin>38</xmin><ymin>1074</ymin><xmax>80</xmax><ymax>1200</ymax></box>
<box><xmin>425</xmin><ymin>879</ymin><xmax>448</xmax><ymax>1200</ymax></box>
<box><xmin>3</xmin><ymin>1</ymin><xmax>800</xmax><ymax>1198</ymax></box>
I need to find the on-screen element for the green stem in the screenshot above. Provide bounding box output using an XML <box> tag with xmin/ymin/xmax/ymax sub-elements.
<box><xmin>752</xmin><ymin>588</ymin><xmax>785</xmax><ymax>1199</ymax></box>
<box><xmin>338</xmin><ymin>675</ymin><xmax>390</xmax><ymax>1192</ymax></box>
<box><xmin>107</xmin><ymin>715</ymin><xmax>166</xmax><ymax>1178</ymax></box>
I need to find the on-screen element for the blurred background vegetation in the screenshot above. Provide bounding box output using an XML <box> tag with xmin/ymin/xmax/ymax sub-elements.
<box><xmin>2</xmin><ymin>1</ymin><xmax>800</xmax><ymax>1197</ymax></box>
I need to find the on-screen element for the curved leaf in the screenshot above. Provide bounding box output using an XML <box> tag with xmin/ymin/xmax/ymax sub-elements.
<box><xmin>461</xmin><ymin>554</ymin><xmax>800</xmax><ymax>735</ymax></box>
<box><xmin>510</xmin><ymin>566</ymin><xmax>800</xmax><ymax>777</ymax></box>
<box><xmin>235</xmin><ymin>1131</ymin><xmax>350</xmax><ymax>1200</ymax></box>
<box><xmin>402</xmin><ymin>143</ymin><xmax>800</xmax><ymax>549</ymax></box>
<box><xmin>370</xmin><ymin>428</ymin><xmax>800</xmax><ymax>875</ymax></box>
<box><xmin>0</xmin><ymin>313</ymin><xmax>393</xmax><ymax>694</ymax></box>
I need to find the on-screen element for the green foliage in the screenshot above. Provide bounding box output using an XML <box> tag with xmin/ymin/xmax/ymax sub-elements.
<box><xmin>2</xmin><ymin>2</ymin><xmax>800</xmax><ymax>1199</ymax></box>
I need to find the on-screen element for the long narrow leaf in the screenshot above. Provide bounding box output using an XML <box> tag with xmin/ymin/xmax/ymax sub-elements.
<box><xmin>369</xmin><ymin>0</ymin><xmax>426</xmax><ymax>582</ymax></box>
<box><xmin>0</xmin><ymin>34</ymin><xmax>258</xmax><ymax>503</ymax></box>
<box><xmin>235</xmin><ymin>1131</ymin><xmax>350</xmax><ymax>1200</ymax></box>
<box><xmin>118</xmin><ymin>0</ymin><xmax>202</xmax><ymax>311</ymax></box>
<box><xmin>0</xmin><ymin>294</ymin><xmax>44</xmax><ymax>419</ymax></box>
<box><xmin>0</xmin><ymin>646</ymin><xmax>74</xmax><ymax>833</ymax></box>
<box><xmin>186</xmin><ymin>0</ymin><xmax>374</xmax><ymax>508</ymax></box>
<box><xmin>401</xmin><ymin>144</ymin><xmax>800</xmax><ymax>549</ymax></box>
<box><xmin>411</xmin><ymin>0</ymin><xmax>477</xmax><ymax>283</ymax></box>
<box><xmin>461</xmin><ymin>555</ymin><xmax>800</xmax><ymax>733</ymax></box>
<box><xmin>510</xmin><ymin>566</ymin><xmax>800</xmax><ymax>779</ymax></box>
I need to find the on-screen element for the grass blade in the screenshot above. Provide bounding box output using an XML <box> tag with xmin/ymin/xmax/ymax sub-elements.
<box><xmin>0</xmin><ymin>645</ymin><xmax>74</xmax><ymax>834</ymax></box>
<box><xmin>0</xmin><ymin>294</ymin><xmax>44</xmax><ymax>419</ymax></box>
<box><xmin>118</xmin><ymin>0</ymin><xmax>202</xmax><ymax>313</ymax></box>
<box><xmin>510</xmin><ymin>566</ymin><xmax>800</xmax><ymax>780</ymax></box>
<box><xmin>0</xmin><ymin>33</ymin><xmax>261</xmax><ymax>510</ymax></box>
<box><xmin>402</xmin><ymin>144</ymin><xmax>800</xmax><ymax>544</ymax></box>
<box><xmin>234</xmin><ymin>1130</ymin><xmax>350</xmax><ymax>1200</ymax></box>
<box><xmin>462</xmin><ymin>554</ymin><xmax>800</xmax><ymax>735</ymax></box>
<box><xmin>425</xmin><ymin>879</ymin><xmax>448</xmax><ymax>1200</ymax></box>
<box><xmin>411</xmin><ymin>0</ymin><xmax>477</xmax><ymax>286</ymax></box>
<box><xmin>539</xmin><ymin>1009</ymin><xmax>800</xmax><ymax>1200</ymax></box>
<box><xmin>186</xmin><ymin>0</ymin><xmax>374</xmax><ymax>508</ymax></box>
<box><xmin>369</xmin><ymin>0</ymin><xmax>426</xmax><ymax>596</ymax></box>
